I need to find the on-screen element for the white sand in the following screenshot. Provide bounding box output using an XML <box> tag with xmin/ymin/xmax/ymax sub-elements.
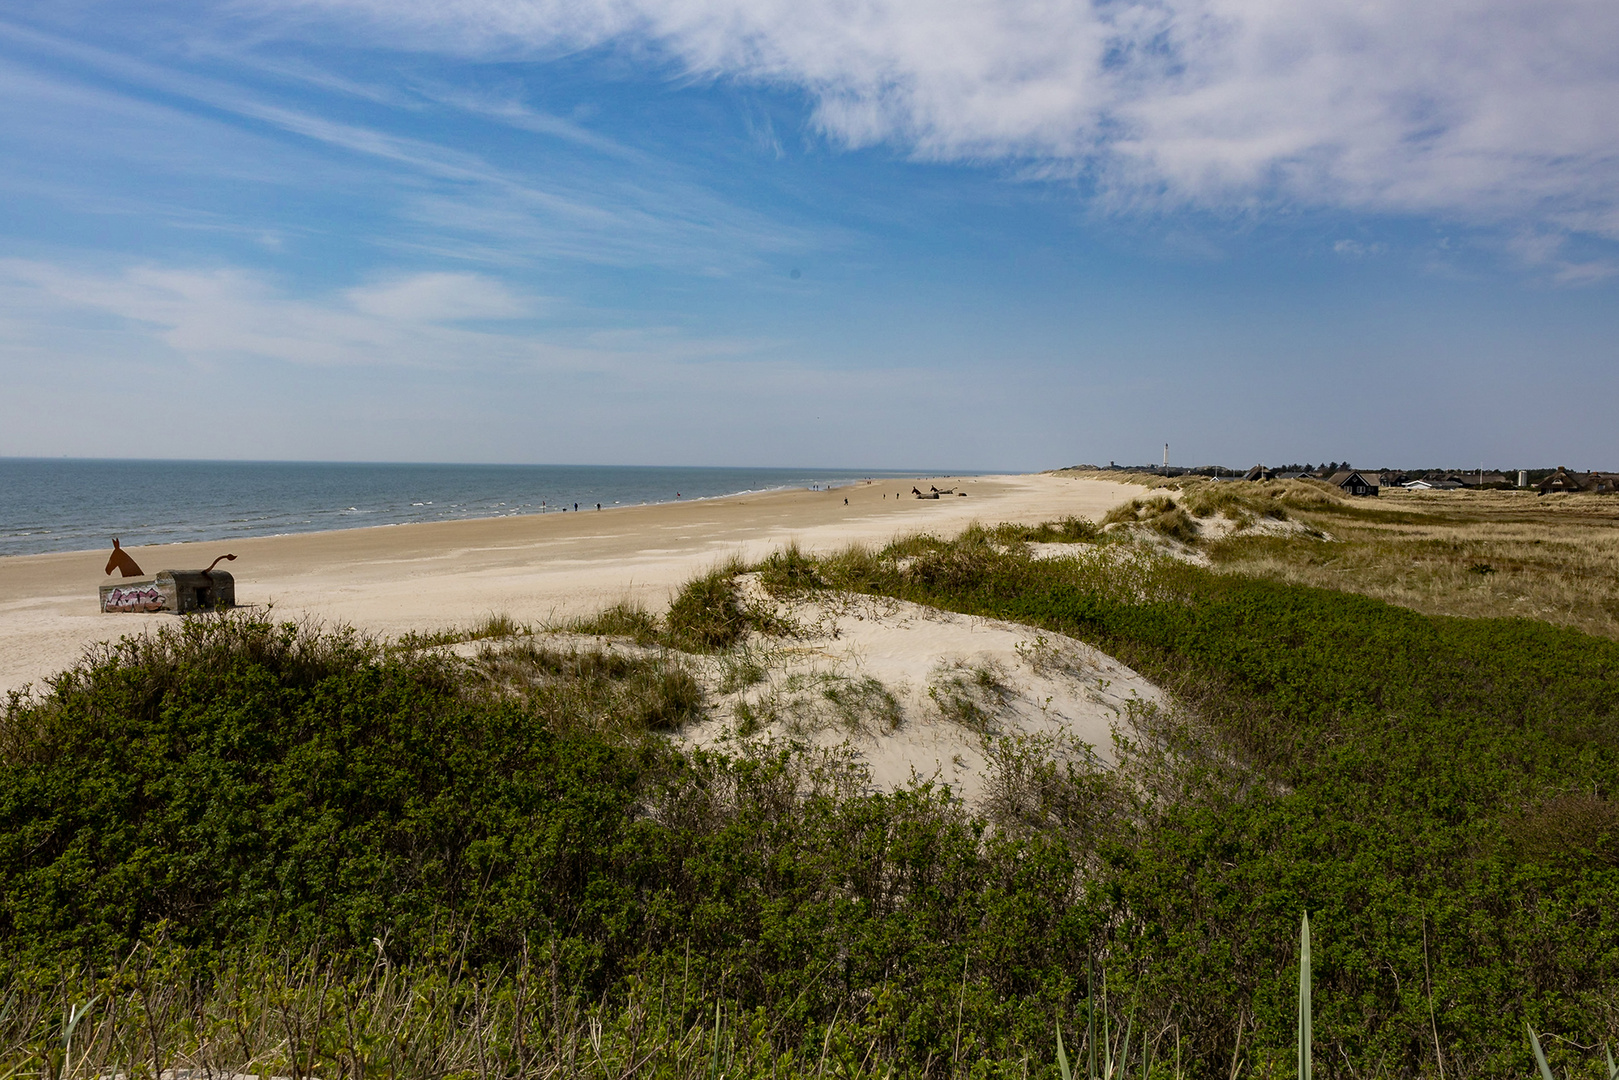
<box><xmin>681</xmin><ymin>582</ymin><xmax>1164</xmax><ymax>804</ymax></box>
<box><xmin>0</xmin><ymin>472</ymin><xmax>1145</xmax><ymax>698</ymax></box>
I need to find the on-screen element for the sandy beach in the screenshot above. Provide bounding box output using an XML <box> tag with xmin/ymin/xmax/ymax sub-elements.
<box><xmin>0</xmin><ymin>472</ymin><xmax>1144</xmax><ymax>697</ymax></box>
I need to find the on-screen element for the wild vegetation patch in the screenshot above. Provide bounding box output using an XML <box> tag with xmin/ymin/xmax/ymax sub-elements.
<box><xmin>2</xmin><ymin>527</ymin><xmax>1617</xmax><ymax>1077</ymax></box>
<box><xmin>1100</xmin><ymin>495</ymin><xmax>1200</xmax><ymax>543</ymax></box>
<box><xmin>1206</xmin><ymin>486</ymin><xmax>1619</xmax><ymax>638</ymax></box>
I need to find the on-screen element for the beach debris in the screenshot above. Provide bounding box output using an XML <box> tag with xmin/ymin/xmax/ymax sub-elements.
<box><xmin>103</xmin><ymin>538</ymin><xmax>144</xmax><ymax>578</ymax></box>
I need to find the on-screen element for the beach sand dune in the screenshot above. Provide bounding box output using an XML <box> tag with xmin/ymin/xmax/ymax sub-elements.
<box><xmin>679</xmin><ymin>580</ymin><xmax>1163</xmax><ymax>804</ymax></box>
<box><xmin>0</xmin><ymin>472</ymin><xmax>1143</xmax><ymax>697</ymax></box>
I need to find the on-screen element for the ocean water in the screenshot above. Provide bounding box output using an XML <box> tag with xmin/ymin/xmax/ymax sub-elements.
<box><xmin>0</xmin><ymin>459</ymin><xmax>932</xmax><ymax>557</ymax></box>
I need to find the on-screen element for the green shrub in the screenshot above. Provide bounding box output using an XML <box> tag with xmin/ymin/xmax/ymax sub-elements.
<box><xmin>816</xmin><ymin>531</ymin><xmax>1619</xmax><ymax>1075</ymax></box>
<box><xmin>6</xmin><ymin>539</ymin><xmax>1619</xmax><ymax>1077</ymax></box>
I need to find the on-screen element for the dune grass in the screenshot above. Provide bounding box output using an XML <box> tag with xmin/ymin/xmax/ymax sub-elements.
<box><xmin>1100</xmin><ymin>495</ymin><xmax>1200</xmax><ymax>543</ymax></box>
<box><xmin>1205</xmin><ymin>486</ymin><xmax>1619</xmax><ymax>638</ymax></box>
<box><xmin>1061</xmin><ymin>470</ymin><xmax>1619</xmax><ymax>637</ymax></box>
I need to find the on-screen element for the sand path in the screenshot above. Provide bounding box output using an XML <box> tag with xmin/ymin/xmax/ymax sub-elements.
<box><xmin>0</xmin><ymin>472</ymin><xmax>1143</xmax><ymax>696</ymax></box>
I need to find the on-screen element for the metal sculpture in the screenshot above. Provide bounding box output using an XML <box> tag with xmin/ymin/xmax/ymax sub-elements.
<box><xmin>104</xmin><ymin>538</ymin><xmax>144</xmax><ymax>578</ymax></box>
<box><xmin>203</xmin><ymin>553</ymin><xmax>237</xmax><ymax>577</ymax></box>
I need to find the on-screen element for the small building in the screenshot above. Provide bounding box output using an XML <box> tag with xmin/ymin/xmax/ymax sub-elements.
<box><xmin>101</xmin><ymin>569</ymin><xmax>235</xmax><ymax>614</ymax></box>
<box><xmin>1326</xmin><ymin>470</ymin><xmax>1380</xmax><ymax>496</ymax></box>
<box><xmin>1528</xmin><ymin>466</ymin><xmax>1606</xmax><ymax>495</ymax></box>
<box><xmin>1403</xmin><ymin>478</ymin><xmax>1462</xmax><ymax>491</ymax></box>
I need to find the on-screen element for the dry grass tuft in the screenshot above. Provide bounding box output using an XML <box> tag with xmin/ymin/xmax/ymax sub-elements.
<box><xmin>1208</xmin><ymin>487</ymin><xmax>1619</xmax><ymax>639</ymax></box>
<box><xmin>1102</xmin><ymin>494</ymin><xmax>1200</xmax><ymax>543</ymax></box>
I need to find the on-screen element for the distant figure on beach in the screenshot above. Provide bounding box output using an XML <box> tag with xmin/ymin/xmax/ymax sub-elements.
<box><xmin>574</xmin><ymin>503</ymin><xmax>578</xmax><ymax>511</ymax></box>
<box><xmin>844</xmin><ymin>498</ymin><xmax>848</xmax><ymax>505</ymax></box>
<box><xmin>104</xmin><ymin>538</ymin><xmax>143</xmax><ymax>578</ymax></box>
<box><xmin>596</xmin><ymin>503</ymin><xmax>601</xmax><ymax>510</ymax></box>
<box><xmin>676</xmin><ymin>492</ymin><xmax>681</xmax><ymax>498</ymax></box>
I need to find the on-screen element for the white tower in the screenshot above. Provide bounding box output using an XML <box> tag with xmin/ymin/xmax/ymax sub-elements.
<box><xmin>1163</xmin><ymin>443</ymin><xmax>1170</xmax><ymax>470</ymax></box>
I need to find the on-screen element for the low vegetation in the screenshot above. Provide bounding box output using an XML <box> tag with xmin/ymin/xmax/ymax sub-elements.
<box><xmin>1204</xmin><ymin>485</ymin><xmax>1619</xmax><ymax>638</ymax></box>
<box><xmin>1100</xmin><ymin>495</ymin><xmax>1200</xmax><ymax>542</ymax></box>
<box><xmin>1</xmin><ymin>527</ymin><xmax>1616</xmax><ymax>1077</ymax></box>
<box><xmin>806</xmin><ymin>528</ymin><xmax>1619</xmax><ymax>1075</ymax></box>
<box><xmin>1065</xmin><ymin>469</ymin><xmax>1619</xmax><ymax>638</ymax></box>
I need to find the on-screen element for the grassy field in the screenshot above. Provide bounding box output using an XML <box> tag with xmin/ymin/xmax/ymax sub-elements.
<box><xmin>1</xmin><ymin>522</ymin><xmax>1616</xmax><ymax>1078</ymax></box>
<box><xmin>1062</xmin><ymin>470</ymin><xmax>1619</xmax><ymax>639</ymax></box>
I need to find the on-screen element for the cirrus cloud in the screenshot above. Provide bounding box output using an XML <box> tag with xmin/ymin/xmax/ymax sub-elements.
<box><xmin>262</xmin><ymin>0</ymin><xmax>1619</xmax><ymax>238</ymax></box>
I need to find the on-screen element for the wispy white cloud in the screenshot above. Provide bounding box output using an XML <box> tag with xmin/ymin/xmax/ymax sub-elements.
<box><xmin>0</xmin><ymin>18</ymin><xmax>829</xmax><ymax>272</ymax></box>
<box><xmin>0</xmin><ymin>260</ymin><xmax>556</xmax><ymax>369</ymax></box>
<box><xmin>257</xmin><ymin>0</ymin><xmax>1619</xmax><ymax>241</ymax></box>
<box><xmin>344</xmin><ymin>272</ymin><xmax>539</xmax><ymax>321</ymax></box>
<box><xmin>1332</xmin><ymin>240</ymin><xmax>1386</xmax><ymax>258</ymax></box>
<box><xmin>0</xmin><ymin>255</ymin><xmax>1016</xmax><ymax>466</ymax></box>
<box><xmin>0</xmin><ymin>258</ymin><xmax>800</xmax><ymax>380</ymax></box>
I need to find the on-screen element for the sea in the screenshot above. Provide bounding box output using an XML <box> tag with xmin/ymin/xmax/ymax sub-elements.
<box><xmin>0</xmin><ymin>459</ymin><xmax>936</xmax><ymax>558</ymax></box>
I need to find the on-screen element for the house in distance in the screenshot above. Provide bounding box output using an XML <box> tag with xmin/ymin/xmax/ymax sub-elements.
<box><xmin>1325</xmin><ymin>470</ymin><xmax>1380</xmax><ymax>496</ymax></box>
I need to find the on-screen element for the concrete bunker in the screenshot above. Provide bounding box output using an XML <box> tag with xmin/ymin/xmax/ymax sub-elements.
<box><xmin>100</xmin><ymin>549</ymin><xmax>238</xmax><ymax>614</ymax></box>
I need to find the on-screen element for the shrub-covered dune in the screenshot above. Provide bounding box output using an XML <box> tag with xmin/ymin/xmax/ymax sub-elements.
<box><xmin>0</xmin><ymin>531</ymin><xmax>1616</xmax><ymax>1078</ymax></box>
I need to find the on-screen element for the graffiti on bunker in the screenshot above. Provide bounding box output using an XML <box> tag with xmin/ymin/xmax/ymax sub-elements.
<box><xmin>103</xmin><ymin>585</ymin><xmax>165</xmax><ymax>613</ymax></box>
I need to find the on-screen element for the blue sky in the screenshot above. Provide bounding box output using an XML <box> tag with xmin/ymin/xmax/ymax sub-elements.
<box><xmin>2</xmin><ymin>0</ymin><xmax>1616</xmax><ymax>471</ymax></box>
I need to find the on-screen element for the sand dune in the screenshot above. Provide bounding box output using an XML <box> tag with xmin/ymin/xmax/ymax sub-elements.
<box><xmin>680</xmin><ymin>581</ymin><xmax>1163</xmax><ymax>803</ymax></box>
<box><xmin>0</xmin><ymin>472</ymin><xmax>1144</xmax><ymax>697</ymax></box>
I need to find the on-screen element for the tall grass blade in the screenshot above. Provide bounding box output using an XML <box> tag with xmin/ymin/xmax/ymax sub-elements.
<box><xmin>1606</xmin><ymin>1043</ymin><xmax>1616</xmax><ymax>1080</ymax></box>
<box><xmin>1057</xmin><ymin>1023</ymin><xmax>1072</xmax><ymax>1080</ymax></box>
<box><xmin>63</xmin><ymin>996</ymin><xmax>99</xmax><ymax>1075</ymax></box>
<box><xmin>1298</xmin><ymin>912</ymin><xmax>1312</xmax><ymax>1080</ymax></box>
<box><xmin>1526</xmin><ymin>1023</ymin><xmax>1555</xmax><ymax>1080</ymax></box>
<box><xmin>1102</xmin><ymin>971</ymin><xmax>1112</xmax><ymax>1080</ymax></box>
<box><xmin>1088</xmin><ymin>957</ymin><xmax>1098</xmax><ymax>1080</ymax></box>
<box><xmin>710</xmin><ymin>1002</ymin><xmax>724</xmax><ymax>1080</ymax></box>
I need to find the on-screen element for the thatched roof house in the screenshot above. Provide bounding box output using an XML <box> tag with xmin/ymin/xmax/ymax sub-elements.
<box><xmin>1326</xmin><ymin>470</ymin><xmax>1380</xmax><ymax>496</ymax></box>
<box><xmin>1536</xmin><ymin>468</ymin><xmax>1619</xmax><ymax>495</ymax></box>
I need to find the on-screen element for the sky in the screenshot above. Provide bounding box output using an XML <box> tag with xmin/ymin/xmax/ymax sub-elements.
<box><xmin>1</xmin><ymin>0</ymin><xmax>1616</xmax><ymax>471</ymax></box>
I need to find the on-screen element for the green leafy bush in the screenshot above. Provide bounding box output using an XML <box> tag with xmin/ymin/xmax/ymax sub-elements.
<box><xmin>4</xmin><ymin>537</ymin><xmax>1619</xmax><ymax>1076</ymax></box>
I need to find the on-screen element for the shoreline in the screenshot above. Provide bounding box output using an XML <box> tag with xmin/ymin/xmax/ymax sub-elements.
<box><xmin>0</xmin><ymin>459</ymin><xmax>943</xmax><ymax>559</ymax></box>
<box><xmin>0</xmin><ymin>475</ymin><xmax>951</xmax><ymax>561</ymax></box>
<box><xmin>0</xmin><ymin>472</ymin><xmax>1145</xmax><ymax>697</ymax></box>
